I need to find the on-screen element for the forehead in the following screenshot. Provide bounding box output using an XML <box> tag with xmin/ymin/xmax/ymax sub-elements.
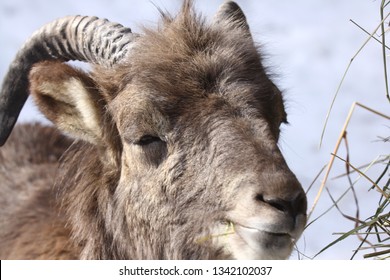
<box><xmin>110</xmin><ymin>8</ymin><xmax>285</xmax><ymax>129</ymax></box>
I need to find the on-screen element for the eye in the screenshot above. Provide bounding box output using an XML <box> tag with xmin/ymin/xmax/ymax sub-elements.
<box><xmin>134</xmin><ymin>135</ymin><xmax>163</xmax><ymax>146</ymax></box>
<box><xmin>133</xmin><ymin>134</ymin><xmax>167</xmax><ymax>167</ymax></box>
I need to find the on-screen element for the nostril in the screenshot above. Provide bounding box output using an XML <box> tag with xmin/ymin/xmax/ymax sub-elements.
<box><xmin>255</xmin><ymin>194</ymin><xmax>290</xmax><ymax>213</ymax></box>
<box><xmin>255</xmin><ymin>194</ymin><xmax>265</xmax><ymax>203</ymax></box>
<box><xmin>255</xmin><ymin>193</ymin><xmax>307</xmax><ymax>217</ymax></box>
<box><xmin>264</xmin><ymin>197</ymin><xmax>291</xmax><ymax>213</ymax></box>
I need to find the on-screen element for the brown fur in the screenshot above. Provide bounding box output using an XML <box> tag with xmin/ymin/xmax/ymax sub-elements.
<box><xmin>0</xmin><ymin>124</ymin><xmax>78</xmax><ymax>259</ymax></box>
<box><xmin>0</xmin><ymin>2</ymin><xmax>307</xmax><ymax>259</ymax></box>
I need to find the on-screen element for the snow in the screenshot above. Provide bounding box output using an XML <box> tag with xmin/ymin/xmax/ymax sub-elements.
<box><xmin>0</xmin><ymin>0</ymin><xmax>389</xmax><ymax>259</ymax></box>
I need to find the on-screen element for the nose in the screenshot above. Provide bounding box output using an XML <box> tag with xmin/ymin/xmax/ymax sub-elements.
<box><xmin>252</xmin><ymin>170</ymin><xmax>307</xmax><ymax>220</ymax></box>
<box><xmin>255</xmin><ymin>191</ymin><xmax>307</xmax><ymax>219</ymax></box>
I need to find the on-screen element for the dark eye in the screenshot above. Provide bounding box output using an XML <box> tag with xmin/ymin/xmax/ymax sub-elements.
<box><xmin>134</xmin><ymin>135</ymin><xmax>162</xmax><ymax>146</ymax></box>
<box><xmin>133</xmin><ymin>135</ymin><xmax>167</xmax><ymax>166</ymax></box>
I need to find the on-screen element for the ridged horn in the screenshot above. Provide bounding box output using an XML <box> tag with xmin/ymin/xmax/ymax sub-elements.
<box><xmin>0</xmin><ymin>15</ymin><xmax>137</xmax><ymax>146</ymax></box>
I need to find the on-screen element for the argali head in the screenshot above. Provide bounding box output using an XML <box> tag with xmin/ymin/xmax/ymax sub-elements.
<box><xmin>0</xmin><ymin>1</ymin><xmax>307</xmax><ymax>259</ymax></box>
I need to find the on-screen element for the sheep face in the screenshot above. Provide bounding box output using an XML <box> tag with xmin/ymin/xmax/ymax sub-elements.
<box><xmin>9</xmin><ymin>2</ymin><xmax>307</xmax><ymax>259</ymax></box>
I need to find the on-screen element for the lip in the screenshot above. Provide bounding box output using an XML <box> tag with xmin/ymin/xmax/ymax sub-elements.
<box><xmin>232</xmin><ymin>222</ymin><xmax>294</xmax><ymax>256</ymax></box>
<box><xmin>234</xmin><ymin>222</ymin><xmax>292</xmax><ymax>237</ymax></box>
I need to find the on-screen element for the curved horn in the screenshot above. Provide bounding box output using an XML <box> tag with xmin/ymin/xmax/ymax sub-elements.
<box><xmin>0</xmin><ymin>15</ymin><xmax>137</xmax><ymax>146</ymax></box>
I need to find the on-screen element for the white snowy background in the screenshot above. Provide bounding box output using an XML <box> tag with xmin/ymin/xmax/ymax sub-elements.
<box><xmin>0</xmin><ymin>0</ymin><xmax>389</xmax><ymax>259</ymax></box>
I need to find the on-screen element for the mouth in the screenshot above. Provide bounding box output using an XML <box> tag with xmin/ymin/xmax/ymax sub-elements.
<box><xmin>219</xmin><ymin>221</ymin><xmax>296</xmax><ymax>259</ymax></box>
<box><xmin>235</xmin><ymin>223</ymin><xmax>293</xmax><ymax>239</ymax></box>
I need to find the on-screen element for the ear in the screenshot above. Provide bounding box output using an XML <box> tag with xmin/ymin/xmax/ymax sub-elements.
<box><xmin>29</xmin><ymin>61</ymin><xmax>105</xmax><ymax>145</ymax></box>
<box><xmin>213</xmin><ymin>1</ymin><xmax>251</xmax><ymax>36</ymax></box>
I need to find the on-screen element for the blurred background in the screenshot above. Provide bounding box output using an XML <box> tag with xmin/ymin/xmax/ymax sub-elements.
<box><xmin>0</xmin><ymin>0</ymin><xmax>389</xmax><ymax>259</ymax></box>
